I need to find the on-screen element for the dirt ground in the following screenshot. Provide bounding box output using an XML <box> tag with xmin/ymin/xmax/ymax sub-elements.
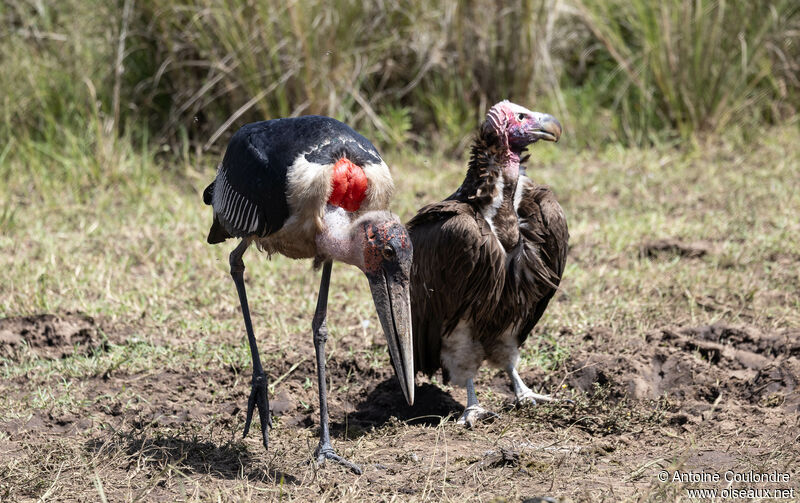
<box><xmin>0</xmin><ymin>312</ymin><xmax>797</xmax><ymax>502</ymax></box>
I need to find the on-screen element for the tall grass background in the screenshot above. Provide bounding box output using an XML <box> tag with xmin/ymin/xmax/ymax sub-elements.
<box><xmin>1</xmin><ymin>0</ymin><xmax>798</xmax><ymax>193</ymax></box>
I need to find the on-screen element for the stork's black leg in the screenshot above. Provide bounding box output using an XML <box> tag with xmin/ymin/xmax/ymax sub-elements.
<box><xmin>312</xmin><ymin>261</ymin><xmax>362</xmax><ymax>475</ymax></box>
<box><xmin>230</xmin><ymin>239</ymin><xmax>271</xmax><ymax>450</ymax></box>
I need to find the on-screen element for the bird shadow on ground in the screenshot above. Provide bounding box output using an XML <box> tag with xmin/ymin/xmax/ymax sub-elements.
<box><xmin>339</xmin><ymin>378</ymin><xmax>464</xmax><ymax>435</ymax></box>
<box><xmin>84</xmin><ymin>428</ymin><xmax>300</xmax><ymax>485</ymax></box>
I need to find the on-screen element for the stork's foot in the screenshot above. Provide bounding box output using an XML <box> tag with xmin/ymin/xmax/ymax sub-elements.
<box><xmin>515</xmin><ymin>390</ymin><xmax>574</xmax><ymax>407</ymax></box>
<box><xmin>243</xmin><ymin>372</ymin><xmax>271</xmax><ymax>450</ymax></box>
<box><xmin>314</xmin><ymin>443</ymin><xmax>362</xmax><ymax>475</ymax></box>
<box><xmin>457</xmin><ymin>404</ymin><xmax>499</xmax><ymax>428</ymax></box>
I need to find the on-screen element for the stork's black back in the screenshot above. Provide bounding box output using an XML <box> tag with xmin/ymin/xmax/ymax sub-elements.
<box><xmin>204</xmin><ymin>116</ymin><xmax>383</xmax><ymax>244</ymax></box>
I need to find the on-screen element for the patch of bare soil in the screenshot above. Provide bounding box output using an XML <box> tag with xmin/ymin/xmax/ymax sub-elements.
<box><xmin>1</xmin><ymin>320</ymin><xmax>797</xmax><ymax>501</ymax></box>
<box><xmin>567</xmin><ymin>323</ymin><xmax>800</xmax><ymax>415</ymax></box>
<box><xmin>0</xmin><ymin>312</ymin><xmax>104</xmax><ymax>359</ymax></box>
<box><xmin>639</xmin><ymin>238</ymin><xmax>714</xmax><ymax>259</ymax></box>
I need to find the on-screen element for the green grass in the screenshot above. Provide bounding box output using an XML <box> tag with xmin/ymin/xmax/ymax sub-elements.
<box><xmin>2</xmin><ymin>0</ymin><xmax>798</xmax><ymax>153</ymax></box>
<box><xmin>575</xmin><ymin>0</ymin><xmax>800</xmax><ymax>142</ymax></box>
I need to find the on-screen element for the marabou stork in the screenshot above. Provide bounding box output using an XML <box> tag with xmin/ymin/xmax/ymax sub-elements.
<box><xmin>408</xmin><ymin>101</ymin><xmax>568</xmax><ymax>427</ymax></box>
<box><xmin>203</xmin><ymin>116</ymin><xmax>414</xmax><ymax>473</ymax></box>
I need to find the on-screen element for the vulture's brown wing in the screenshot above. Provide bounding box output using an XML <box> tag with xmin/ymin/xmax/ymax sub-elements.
<box><xmin>514</xmin><ymin>180</ymin><xmax>569</xmax><ymax>346</ymax></box>
<box><xmin>407</xmin><ymin>201</ymin><xmax>505</xmax><ymax>376</ymax></box>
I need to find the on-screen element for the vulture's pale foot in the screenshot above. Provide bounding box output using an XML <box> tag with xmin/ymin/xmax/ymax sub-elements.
<box><xmin>315</xmin><ymin>443</ymin><xmax>362</xmax><ymax>475</ymax></box>
<box><xmin>508</xmin><ymin>367</ymin><xmax>574</xmax><ymax>407</ymax></box>
<box><xmin>457</xmin><ymin>404</ymin><xmax>499</xmax><ymax>428</ymax></box>
<box><xmin>515</xmin><ymin>390</ymin><xmax>563</xmax><ymax>406</ymax></box>
<box><xmin>243</xmin><ymin>372</ymin><xmax>271</xmax><ymax>450</ymax></box>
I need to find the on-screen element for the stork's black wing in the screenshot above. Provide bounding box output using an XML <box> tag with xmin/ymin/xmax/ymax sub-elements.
<box><xmin>407</xmin><ymin>201</ymin><xmax>505</xmax><ymax>376</ymax></box>
<box><xmin>204</xmin><ymin>116</ymin><xmax>383</xmax><ymax>244</ymax></box>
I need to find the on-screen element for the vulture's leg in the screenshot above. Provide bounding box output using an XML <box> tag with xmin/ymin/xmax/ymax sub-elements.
<box><xmin>312</xmin><ymin>261</ymin><xmax>362</xmax><ymax>474</ymax></box>
<box><xmin>507</xmin><ymin>366</ymin><xmax>562</xmax><ymax>405</ymax></box>
<box><xmin>230</xmin><ymin>239</ymin><xmax>271</xmax><ymax>450</ymax></box>
<box><xmin>457</xmin><ymin>378</ymin><xmax>498</xmax><ymax>428</ymax></box>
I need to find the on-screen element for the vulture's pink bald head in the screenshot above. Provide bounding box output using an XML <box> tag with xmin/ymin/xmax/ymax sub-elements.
<box><xmin>482</xmin><ymin>100</ymin><xmax>562</xmax><ymax>153</ymax></box>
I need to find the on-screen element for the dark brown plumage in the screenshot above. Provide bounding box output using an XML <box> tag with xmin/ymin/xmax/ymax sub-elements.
<box><xmin>408</xmin><ymin>100</ymin><xmax>568</xmax><ymax>426</ymax></box>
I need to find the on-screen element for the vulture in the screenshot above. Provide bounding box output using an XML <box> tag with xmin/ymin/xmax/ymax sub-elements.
<box><xmin>408</xmin><ymin>101</ymin><xmax>568</xmax><ymax>426</ymax></box>
<box><xmin>204</xmin><ymin>116</ymin><xmax>414</xmax><ymax>473</ymax></box>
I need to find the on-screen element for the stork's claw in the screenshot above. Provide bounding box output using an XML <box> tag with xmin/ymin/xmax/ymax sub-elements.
<box><xmin>243</xmin><ymin>372</ymin><xmax>271</xmax><ymax>450</ymax></box>
<box><xmin>315</xmin><ymin>444</ymin><xmax>362</xmax><ymax>475</ymax></box>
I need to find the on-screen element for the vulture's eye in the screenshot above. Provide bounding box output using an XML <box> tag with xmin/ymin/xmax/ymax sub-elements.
<box><xmin>517</xmin><ymin>113</ymin><xmax>526</xmax><ymax>121</ymax></box>
<box><xmin>383</xmin><ymin>246</ymin><xmax>396</xmax><ymax>260</ymax></box>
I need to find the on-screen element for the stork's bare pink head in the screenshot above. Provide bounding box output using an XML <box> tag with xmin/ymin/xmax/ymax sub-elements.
<box><xmin>482</xmin><ymin>100</ymin><xmax>562</xmax><ymax>153</ymax></box>
<box><xmin>359</xmin><ymin>215</ymin><xmax>411</xmax><ymax>276</ymax></box>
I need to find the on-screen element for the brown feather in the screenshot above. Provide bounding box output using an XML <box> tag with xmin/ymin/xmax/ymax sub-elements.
<box><xmin>408</xmin><ymin>201</ymin><xmax>505</xmax><ymax>376</ymax></box>
<box><xmin>508</xmin><ymin>179</ymin><xmax>568</xmax><ymax>347</ymax></box>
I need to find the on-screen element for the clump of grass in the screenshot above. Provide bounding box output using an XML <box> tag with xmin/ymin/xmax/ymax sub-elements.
<box><xmin>5</xmin><ymin>0</ymin><xmax>564</xmax><ymax>156</ymax></box>
<box><xmin>129</xmin><ymin>0</ymin><xmax>566</xmax><ymax>152</ymax></box>
<box><xmin>2</xmin><ymin>0</ymin><xmax>798</xmax><ymax>155</ymax></box>
<box><xmin>574</xmin><ymin>0</ymin><xmax>800</xmax><ymax>143</ymax></box>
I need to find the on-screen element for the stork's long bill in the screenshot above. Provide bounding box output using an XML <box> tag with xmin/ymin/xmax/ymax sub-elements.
<box><xmin>366</xmin><ymin>269</ymin><xmax>414</xmax><ymax>405</ymax></box>
<box><xmin>360</xmin><ymin>219</ymin><xmax>415</xmax><ymax>406</ymax></box>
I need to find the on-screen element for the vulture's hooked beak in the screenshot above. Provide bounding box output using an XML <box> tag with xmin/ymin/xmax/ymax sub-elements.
<box><xmin>529</xmin><ymin>113</ymin><xmax>562</xmax><ymax>143</ymax></box>
<box><xmin>518</xmin><ymin>114</ymin><xmax>562</xmax><ymax>168</ymax></box>
<box><xmin>366</xmin><ymin>269</ymin><xmax>415</xmax><ymax>406</ymax></box>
